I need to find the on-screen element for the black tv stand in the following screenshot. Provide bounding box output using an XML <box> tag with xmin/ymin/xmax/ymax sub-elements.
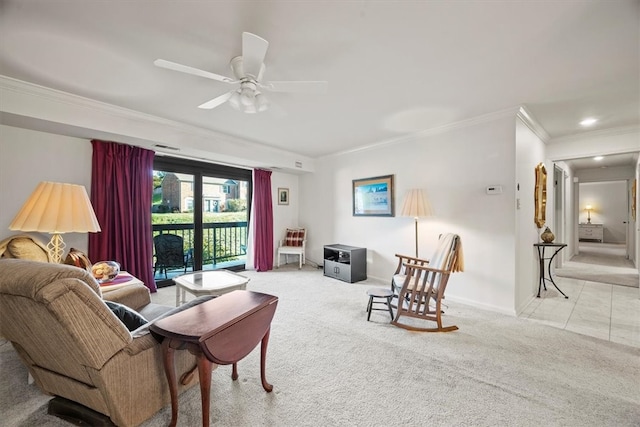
<box><xmin>323</xmin><ymin>244</ymin><xmax>366</xmax><ymax>283</ymax></box>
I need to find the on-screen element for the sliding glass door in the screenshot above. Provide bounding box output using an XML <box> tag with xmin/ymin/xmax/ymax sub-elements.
<box><xmin>152</xmin><ymin>157</ymin><xmax>252</xmax><ymax>286</ymax></box>
<box><xmin>201</xmin><ymin>175</ymin><xmax>249</xmax><ymax>270</ymax></box>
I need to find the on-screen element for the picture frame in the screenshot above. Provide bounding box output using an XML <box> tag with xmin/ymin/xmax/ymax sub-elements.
<box><xmin>352</xmin><ymin>174</ymin><xmax>394</xmax><ymax>217</ymax></box>
<box><xmin>278</xmin><ymin>188</ymin><xmax>289</xmax><ymax>205</ymax></box>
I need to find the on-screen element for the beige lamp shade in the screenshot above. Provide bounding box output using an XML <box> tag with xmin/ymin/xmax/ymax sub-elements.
<box><xmin>400</xmin><ymin>189</ymin><xmax>432</xmax><ymax>218</ymax></box>
<box><xmin>400</xmin><ymin>189</ymin><xmax>432</xmax><ymax>258</ymax></box>
<box><xmin>9</xmin><ymin>182</ymin><xmax>101</xmax><ymax>263</ymax></box>
<box><xmin>10</xmin><ymin>182</ymin><xmax>101</xmax><ymax>233</ymax></box>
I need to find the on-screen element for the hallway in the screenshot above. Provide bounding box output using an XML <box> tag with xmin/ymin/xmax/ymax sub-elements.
<box><xmin>520</xmin><ymin>243</ymin><xmax>639</xmax><ymax>348</ymax></box>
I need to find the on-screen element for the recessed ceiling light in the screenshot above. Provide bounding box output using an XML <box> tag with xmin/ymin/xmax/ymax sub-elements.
<box><xmin>580</xmin><ymin>118</ymin><xmax>598</xmax><ymax>126</ymax></box>
<box><xmin>594</xmin><ymin>156</ymin><xmax>604</xmax><ymax>161</ymax></box>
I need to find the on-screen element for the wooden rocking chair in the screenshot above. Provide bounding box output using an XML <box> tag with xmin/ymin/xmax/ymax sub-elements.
<box><xmin>391</xmin><ymin>233</ymin><xmax>463</xmax><ymax>332</ymax></box>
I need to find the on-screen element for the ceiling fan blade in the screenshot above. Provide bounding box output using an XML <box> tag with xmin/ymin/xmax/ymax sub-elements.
<box><xmin>154</xmin><ymin>59</ymin><xmax>236</xmax><ymax>83</ymax></box>
<box><xmin>242</xmin><ymin>32</ymin><xmax>269</xmax><ymax>78</ymax></box>
<box><xmin>264</xmin><ymin>80</ymin><xmax>328</xmax><ymax>94</ymax></box>
<box><xmin>198</xmin><ymin>91</ymin><xmax>234</xmax><ymax>109</ymax></box>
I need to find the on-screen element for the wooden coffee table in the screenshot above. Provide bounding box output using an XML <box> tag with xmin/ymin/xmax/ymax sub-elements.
<box><xmin>150</xmin><ymin>290</ymin><xmax>278</xmax><ymax>427</ymax></box>
<box><xmin>173</xmin><ymin>270</ymin><xmax>250</xmax><ymax>306</ymax></box>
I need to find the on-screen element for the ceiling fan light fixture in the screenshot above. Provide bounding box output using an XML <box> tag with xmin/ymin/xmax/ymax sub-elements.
<box><xmin>229</xmin><ymin>90</ymin><xmax>242</xmax><ymax>110</ymax></box>
<box><xmin>255</xmin><ymin>93</ymin><xmax>269</xmax><ymax>112</ymax></box>
<box><xmin>228</xmin><ymin>88</ymin><xmax>269</xmax><ymax>113</ymax></box>
<box><xmin>240</xmin><ymin>87</ymin><xmax>255</xmax><ymax>106</ymax></box>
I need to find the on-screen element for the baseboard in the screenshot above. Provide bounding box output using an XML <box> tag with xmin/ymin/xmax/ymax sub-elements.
<box><xmin>48</xmin><ymin>397</ymin><xmax>115</xmax><ymax>426</ymax></box>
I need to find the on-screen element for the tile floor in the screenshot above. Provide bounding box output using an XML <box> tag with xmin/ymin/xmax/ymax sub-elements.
<box><xmin>520</xmin><ymin>244</ymin><xmax>640</xmax><ymax>348</ymax></box>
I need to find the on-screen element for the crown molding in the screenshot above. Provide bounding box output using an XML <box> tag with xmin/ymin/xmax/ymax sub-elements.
<box><xmin>0</xmin><ymin>75</ymin><xmax>314</xmax><ymax>172</ymax></box>
<box><xmin>548</xmin><ymin>124</ymin><xmax>640</xmax><ymax>144</ymax></box>
<box><xmin>516</xmin><ymin>106</ymin><xmax>550</xmax><ymax>143</ymax></box>
<box><xmin>323</xmin><ymin>106</ymin><xmax>522</xmax><ymax>159</ymax></box>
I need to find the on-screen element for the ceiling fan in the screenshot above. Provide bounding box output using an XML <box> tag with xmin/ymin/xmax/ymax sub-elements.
<box><xmin>154</xmin><ymin>32</ymin><xmax>328</xmax><ymax>114</ymax></box>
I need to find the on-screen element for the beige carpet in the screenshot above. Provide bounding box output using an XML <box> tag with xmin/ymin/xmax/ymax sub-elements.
<box><xmin>2</xmin><ymin>265</ymin><xmax>640</xmax><ymax>426</ymax></box>
<box><xmin>556</xmin><ymin>242</ymin><xmax>639</xmax><ymax>288</ymax></box>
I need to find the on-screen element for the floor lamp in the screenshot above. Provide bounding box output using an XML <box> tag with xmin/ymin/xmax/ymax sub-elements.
<box><xmin>400</xmin><ymin>189</ymin><xmax>432</xmax><ymax>258</ymax></box>
<box><xmin>9</xmin><ymin>182</ymin><xmax>101</xmax><ymax>263</ymax></box>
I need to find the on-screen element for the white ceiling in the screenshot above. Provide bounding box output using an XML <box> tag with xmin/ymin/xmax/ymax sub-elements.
<box><xmin>0</xmin><ymin>0</ymin><xmax>638</xmax><ymax>160</ymax></box>
<box><xmin>564</xmin><ymin>152</ymin><xmax>639</xmax><ymax>171</ymax></box>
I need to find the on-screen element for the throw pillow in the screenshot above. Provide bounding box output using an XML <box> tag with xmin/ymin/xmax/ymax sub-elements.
<box><xmin>104</xmin><ymin>301</ymin><xmax>149</xmax><ymax>332</ymax></box>
<box><xmin>285</xmin><ymin>228</ymin><xmax>305</xmax><ymax>247</ymax></box>
<box><xmin>5</xmin><ymin>237</ymin><xmax>49</xmax><ymax>262</ymax></box>
<box><xmin>64</xmin><ymin>248</ymin><xmax>92</xmax><ymax>271</ymax></box>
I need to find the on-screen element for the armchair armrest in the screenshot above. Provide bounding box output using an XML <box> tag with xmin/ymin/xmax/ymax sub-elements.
<box><xmin>102</xmin><ymin>283</ymin><xmax>151</xmax><ymax>311</ymax></box>
<box><xmin>121</xmin><ymin>333</ymin><xmax>158</xmax><ymax>356</ymax></box>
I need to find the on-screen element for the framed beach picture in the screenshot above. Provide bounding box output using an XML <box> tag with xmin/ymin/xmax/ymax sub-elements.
<box><xmin>278</xmin><ymin>188</ymin><xmax>289</xmax><ymax>205</ymax></box>
<box><xmin>352</xmin><ymin>175</ymin><xmax>394</xmax><ymax>217</ymax></box>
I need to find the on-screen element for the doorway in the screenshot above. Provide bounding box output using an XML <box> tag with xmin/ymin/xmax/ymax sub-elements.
<box><xmin>578</xmin><ymin>180</ymin><xmax>628</xmax><ymax>253</ymax></box>
<box><xmin>553</xmin><ymin>165</ymin><xmax>565</xmax><ymax>266</ymax></box>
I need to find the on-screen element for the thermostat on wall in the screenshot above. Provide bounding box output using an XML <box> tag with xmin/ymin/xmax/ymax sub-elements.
<box><xmin>486</xmin><ymin>185</ymin><xmax>503</xmax><ymax>195</ymax></box>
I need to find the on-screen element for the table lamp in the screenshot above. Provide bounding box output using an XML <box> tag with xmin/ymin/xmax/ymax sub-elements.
<box><xmin>400</xmin><ymin>189</ymin><xmax>432</xmax><ymax>257</ymax></box>
<box><xmin>585</xmin><ymin>204</ymin><xmax>592</xmax><ymax>224</ymax></box>
<box><xmin>9</xmin><ymin>181</ymin><xmax>101</xmax><ymax>263</ymax></box>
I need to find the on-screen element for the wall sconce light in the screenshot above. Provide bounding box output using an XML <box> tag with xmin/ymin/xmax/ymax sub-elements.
<box><xmin>585</xmin><ymin>204</ymin><xmax>592</xmax><ymax>224</ymax></box>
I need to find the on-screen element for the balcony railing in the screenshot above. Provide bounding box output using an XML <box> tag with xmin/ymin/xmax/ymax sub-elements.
<box><xmin>152</xmin><ymin>222</ymin><xmax>247</xmax><ymax>275</ymax></box>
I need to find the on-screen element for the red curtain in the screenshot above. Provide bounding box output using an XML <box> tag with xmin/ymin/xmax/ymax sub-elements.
<box><xmin>88</xmin><ymin>140</ymin><xmax>157</xmax><ymax>292</ymax></box>
<box><xmin>253</xmin><ymin>169</ymin><xmax>274</xmax><ymax>272</ymax></box>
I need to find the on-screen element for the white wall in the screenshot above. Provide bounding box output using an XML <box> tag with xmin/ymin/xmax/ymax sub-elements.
<box><xmin>300</xmin><ymin>113</ymin><xmax>519</xmax><ymax>315</ymax></box>
<box><xmin>270</xmin><ymin>171</ymin><xmax>301</xmax><ymax>266</ymax></box>
<box><xmin>514</xmin><ymin>118</ymin><xmax>547</xmax><ymax>313</ymax></box>
<box><xmin>0</xmin><ymin>125</ymin><xmax>93</xmax><ymax>252</ymax></box>
<box><xmin>579</xmin><ymin>181</ymin><xmax>628</xmax><ymax>243</ymax></box>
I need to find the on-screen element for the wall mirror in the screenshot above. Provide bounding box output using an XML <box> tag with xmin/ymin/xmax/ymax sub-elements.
<box><xmin>534</xmin><ymin>163</ymin><xmax>547</xmax><ymax>228</ymax></box>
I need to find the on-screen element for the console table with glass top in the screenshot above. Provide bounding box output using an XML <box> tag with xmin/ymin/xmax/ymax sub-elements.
<box><xmin>533</xmin><ymin>243</ymin><xmax>568</xmax><ymax>299</ymax></box>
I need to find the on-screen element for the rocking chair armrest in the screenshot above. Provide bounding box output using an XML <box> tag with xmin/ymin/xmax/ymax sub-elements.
<box><xmin>394</xmin><ymin>253</ymin><xmax>430</xmax><ymax>264</ymax></box>
<box><xmin>402</xmin><ymin>262</ymin><xmax>448</xmax><ymax>275</ymax></box>
<box><xmin>394</xmin><ymin>253</ymin><xmax>430</xmax><ymax>274</ymax></box>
